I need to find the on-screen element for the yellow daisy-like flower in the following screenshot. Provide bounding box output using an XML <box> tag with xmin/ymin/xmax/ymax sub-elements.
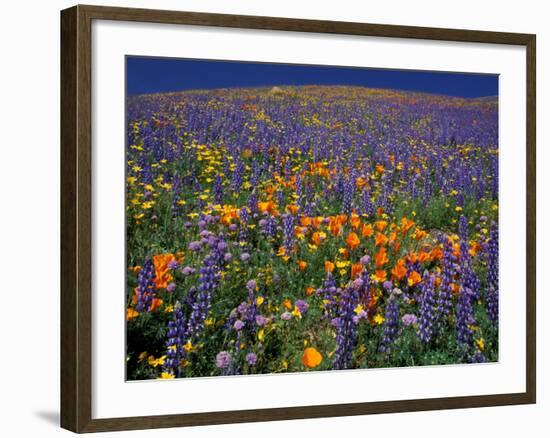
<box><xmin>158</xmin><ymin>372</ymin><xmax>175</xmax><ymax>379</ymax></box>
<box><xmin>373</xmin><ymin>314</ymin><xmax>385</xmax><ymax>325</ymax></box>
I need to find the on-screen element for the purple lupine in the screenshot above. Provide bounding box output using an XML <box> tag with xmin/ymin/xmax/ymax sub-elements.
<box><xmin>333</xmin><ymin>285</ymin><xmax>359</xmax><ymax>370</ymax></box>
<box><xmin>418</xmin><ymin>271</ymin><xmax>436</xmax><ymax>343</ymax></box>
<box><xmin>164</xmin><ymin>301</ymin><xmax>186</xmax><ymax>376</ymax></box>
<box><xmin>135</xmin><ymin>258</ymin><xmax>155</xmax><ymax>312</ymax></box>
<box><xmin>486</xmin><ymin>223</ymin><xmax>499</xmax><ymax>325</ymax></box>
<box><xmin>379</xmin><ymin>295</ymin><xmax>400</xmax><ymax>353</ymax></box>
<box><xmin>245</xmin><ymin>352</ymin><xmax>257</xmax><ymax>366</ymax></box>
<box><xmin>469</xmin><ymin>350</ymin><xmax>487</xmax><ymax>363</ymax></box>
<box><xmin>282</xmin><ymin>214</ymin><xmax>295</xmax><ymax>253</ymax></box>
<box><xmin>456</xmin><ymin>286</ymin><xmax>474</xmax><ymax>348</ymax></box>
<box><xmin>232</xmin><ymin>159</ymin><xmax>245</xmax><ymax>191</ymax></box>
<box><xmin>458</xmin><ymin>214</ymin><xmax>469</xmax><ymax>242</ymax></box>
<box><xmin>186</xmin><ymin>253</ymin><xmax>219</xmax><ymax>337</ymax></box>
<box><xmin>459</xmin><ymin>217</ymin><xmax>481</xmax><ymax>301</ymax></box>
<box><xmin>213</xmin><ymin>174</ymin><xmax>223</xmax><ymax>204</ymax></box>
<box><xmin>261</xmin><ymin>215</ymin><xmax>276</xmax><ymax>238</ymax></box>
<box><xmin>436</xmin><ymin>237</ymin><xmax>457</xmax><ymax>325</ymax></box>
<box><xmin>342</xmin><ymin>176</ymin><xmax>355</xmax><ymax>215</ymax></box>
<box><xmin>318</xmin><ymin>272</ymin><xmax>337</xmax><ymax>320</ymax></box>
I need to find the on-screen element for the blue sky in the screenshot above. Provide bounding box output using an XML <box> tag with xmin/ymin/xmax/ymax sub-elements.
<box><xmin>126</xmin><ymin>56</ymin><xmax>498</xmax><ymax>98</ymax></box>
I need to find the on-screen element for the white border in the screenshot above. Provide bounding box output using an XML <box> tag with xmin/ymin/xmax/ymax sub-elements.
<box><xmin>92</xmin><ymin>20</ymin><xmax>526</xmax><ymax>419</ymax></box>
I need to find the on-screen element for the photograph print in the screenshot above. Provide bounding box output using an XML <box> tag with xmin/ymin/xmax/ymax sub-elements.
<box><xmin>125</xmin><ymin>57</ymin><xmax>499</xmax><ymax>380</ymax></box>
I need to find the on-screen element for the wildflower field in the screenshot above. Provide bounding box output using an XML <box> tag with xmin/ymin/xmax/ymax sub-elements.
<box><xmin>126</xmin><ymin>85</ymin><xmax>499</xmax><ymax>380</ymax></box>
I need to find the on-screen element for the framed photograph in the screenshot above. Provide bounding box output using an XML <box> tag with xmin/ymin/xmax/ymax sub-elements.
<box><xmin>60</xmin><ymin>4</ymin><xmax>536</xmax><ymax>433</ymax></box>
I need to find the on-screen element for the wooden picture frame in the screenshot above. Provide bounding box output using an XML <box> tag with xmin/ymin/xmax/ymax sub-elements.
<box><xmin>61</xmin><ymin>4</ymin><xmax>536</xmax><ymax>433</ymax></box>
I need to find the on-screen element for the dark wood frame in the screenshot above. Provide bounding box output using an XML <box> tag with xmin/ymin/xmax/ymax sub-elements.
<box><xmin>61</xmin><ymin>4</ymin><xmax>536</xmax><ymax>433</ymax></box>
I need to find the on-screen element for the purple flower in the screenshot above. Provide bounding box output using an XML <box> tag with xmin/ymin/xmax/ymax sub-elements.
<box><xmin>245</xmin><ymin>352</ymin><xmax>257</xmax><ymax>366</ymax></box>
<box><xmin>188</xmin><ymin>241</ymin><xmax>201</xmax><ymax>252</ymax></box>
<box><xmin>233</xmin><ymin>320</ymin><xmax>245</xmax><ymax>331</ymax></box>
<box><xmin>217</xmin><ymin>241</ymin><xmax>228</xmax><ymax>252</ymax></box>
<box><xmin>281</xmin><ymin>312</ymin><xmax>291</xmax><ymax>321</ymax></box>
<box><xmin>379</xmin><ymin>296</ymin><xmax>400</xmax><ymax>353</ymax></box>
<box><xmin>383</xmin><ymin>281</ymin><xmax>393</xmax><ymax>291</ymax></box>
<box><xmin>237</xmin><ymin>302</ymin><xmax>249</xmax><ymax>315</ymax></box>
<box><xmin>135</xmin><ymin>258</ymin><xmax>155</xmax><ymax>312</ymax></box>
<box><xmin>167</xmin><ymin>259</ymin><xmax>179</xmax><ymax>270</ymax></box>
<box><xmin>255</xmin><ymin>315</ymin><xmax>267</xmax><ymax>327</ymax></box>
<box><xmin>224</xmin><ymin>252</ymin><xmax>232</xmax><ymax>262</ymax></box>
<box><xmin>295</xmin><ymin>299</ymin><xmax>309</xmax><ymax>314</ymax></box>
<box><xmin>486</xmin><ymin>223</ymin><xmax>499</xmax><ymax>325</ymax></box>
<box><xmin>333</xmin><ymin>286</ymin><xmax>359</xmax><ymax>369</ymax></box>
<box><xmin>240</xmin><ymin>252</ymin><xmax>250</xmax><ymax>262</ymax></box>
<box><xmin>215</xmin><ymin>351</ymin><xmax>232</xmax><ymax>369</ymax></box>
<box><xmin>166</xmin><ymin>282</ymin><xmax>176</xmax><ymax>293</ymax></box>
<box><xmin>246</xmin><ymin>280</ymin><xmax>257</xmax><ymax>291</ymax></box>
<box><xmin>418</xmin><ymin>272</ymin><xmax>436</xmax><ymax>343</ymax></box>
<box><xmin>401</xmin><ymin>313</ymin><xmax>418</xmax><ymax>326</ymax></box>
<box><xmin>181</xmin><ymin>266</ymin><xmax>195</xmax><ymax>276</ymax></box>
<box><xmin>359</xmin><ymin>255</ymin><xmax>370</xmax><ymax>265</ymax></box>
<box><xmin>352</xmin><ymin>278</ymin><xmax>364</xmax><ymax>289</ymax></box>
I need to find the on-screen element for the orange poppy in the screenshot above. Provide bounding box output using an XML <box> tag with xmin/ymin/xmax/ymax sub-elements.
<box><xmin>413</xmin><ymin>229</ymin><xmax>428</xmax><ymax>240</ymax></box>
<box><xmin>311</xmin><ymin>231</ymin><xmax>324</xmax><ymax>246</ymax></box>
<box><xmin>329</xmin><ymin>219</ymin><xmax>343</xmax><ymax>236</ymax></box>
<box><xmin>349</xmin><ymin>213</ymin><xmax>361</xmax><ymax>229</ymax></box>
<box><xmin>372</xmin><ymin>270</ymin><xmax>387</xmax><ymax>283</ymax></box>
<box><xmin>346</xmin><ymin>232</ymin><xmax>361</xmax><ymax>250</ymax></box>
<box><xmin>286</xmin><ymin>204</ymin><xmax>300</xmax><ymax>215</ymax></box>
<box><xmin>351</xmin><ymin>263</ymin><xmax>364</xmax><ymax>279</ymax></box>
<box><xmin>150</xmin><ymin>298</ymin><xmax>164</xmax><ymax>312</ymax></box>
<box><xmin>153</xmin><ymin>253</ymin><xmax>176</xmax><ymax>289</ymax></box>
<box><xmin>355</xmin><ymin>177</ymin><xmax>367</xmax><ymax>189</ymax></box>
<box><xmin>374</xmin><ymin>247</ymin><xmax>389</xmax><ymax>268</ymax></box>
<box><xmin>301</xmin><ymin>347</ymin><xmax>323</xmax><ymax>368</ymax></box>
<box><xmin>126</xmin><ymin>307</ymin><xmax>139</xmax><ymax>321</ymax></box>
<box><xmin>257</xmin><ymin>200</ymin><xmax>278</xmax><ymax>215</ymax></box>
<box><xmin>431</xmin><ymin>246</ymin><xmax>443</xmax><ymax>261</ymax></box>
<box><xmin>298</xmin><ymin>260</ymin><xmax>308</xmax><ymax>271</ymax></box>
<box><xmin>312</xmin><ymin>216</ymin><xmax>324</xmax><ymax>229</ymax></box>
<box><xmin>469</xmin><ymin>242</ymin><xmax>482</xmax><ymax>257</ymax></box>
<box><xmin>451</xmin><ymin>283</ymin><xmax>461</xmax><ymax>295</ymax></box>
<box><xmin>300</xmin><ymin>216</ymin><xmax>312</xmax><ymax>227</ymax></box>
<box><xmin>306</xmin><ymin>287</ymin><xmax>315</xmax><ymax>296</ymax></box>
<box><xmin>401</xmin><ymin>216</ymin><xmax>415</xmax><ymax>234</ymax></box>
<box><xmin>361</xmin><ymin>223</ymin><xmax>374</xmax><ymax>238</ymax></box>
<box><xmin>325</xmin><ymin>260</ymin><xmax>335</xmax><ymax>273</ymax></box>
<box><xmin>417</xmin><ymin>250</ymin><xmax>431</xmax><ymax>263</ymax></box>
<box><xmin>391</xmin><ymin>259</ymin><xmax>407</xmax><ymax>280</ymax></box>
<box><xmin>407</xmin><ymin>271</ymin><xmax>422</xmax><ymax>287</ymax></box>
<box><xmin>375</xmin><ymin>232</ymin><xmax>388</xmax><ymax>247</ymax></box>
<box><xmin>375</xmin><ymin>220</ymin><xmax>388</xmax><ymax>232</ymax></box>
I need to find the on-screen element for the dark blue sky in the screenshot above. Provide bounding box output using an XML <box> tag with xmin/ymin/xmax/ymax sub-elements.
<box><xmin>126</xmin><ymin>56</ymin><xmax>498</xmax><ymax>98</ymax></box>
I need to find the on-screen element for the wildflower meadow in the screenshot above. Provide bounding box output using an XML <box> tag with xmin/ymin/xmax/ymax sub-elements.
<box><xmin>125</xmin><ymin>84</ymin><xmax>499</xmax><ymax>380</ymax></box>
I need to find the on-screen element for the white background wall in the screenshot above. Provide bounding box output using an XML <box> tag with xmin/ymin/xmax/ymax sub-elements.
<box><xmin>0</xmin><ymin>0</ymin><xmax>546</xmax><ymax>436</ymax></box>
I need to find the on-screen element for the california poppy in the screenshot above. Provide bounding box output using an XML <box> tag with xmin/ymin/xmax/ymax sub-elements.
<box><xmin>301</xmin><ymin>347</ymin><xmax>323</xmax><ymax>368</ymax></box>
<box><xmin>346</xmin><ymin>232</ymin><xmax>361</xmax><ymax>250</ymax></box>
